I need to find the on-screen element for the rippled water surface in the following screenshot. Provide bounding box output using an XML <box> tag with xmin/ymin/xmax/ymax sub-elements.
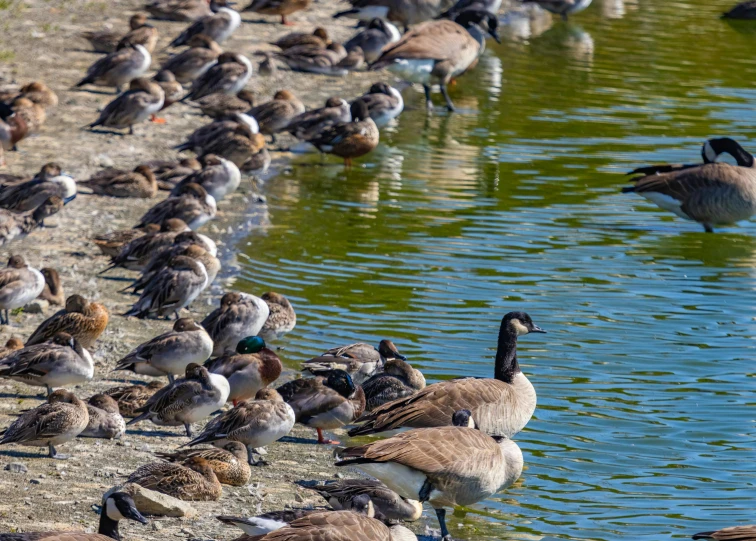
<box><xmin>236</xmin><ymin>1</ymin><xmax>756</xmax><ymax>539</ymax></box>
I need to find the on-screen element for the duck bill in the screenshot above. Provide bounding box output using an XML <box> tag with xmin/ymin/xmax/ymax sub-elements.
<box><xmin>490</xmin><ymin>30</ymin><xmax>501</xmax><ymax>44</ymax></box>
<box><xmin>531</xmin><ymin>325</ymin><xmax>547</xmax><ymax>334</ymax></box>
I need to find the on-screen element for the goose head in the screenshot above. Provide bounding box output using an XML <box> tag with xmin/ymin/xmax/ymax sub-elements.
<box><xmin>350</xmin><ymin>493</ymin><xmax>376</xmax><ymax>518</ymax></box>
<box><xmin>501</xmin><ymin>311</ymin><xmax>546</xmax><ymax>337</ymax></box>
<box><xmin>452</xmin><ymin>408</ymin><xmax>476</xmax><ymax>428</ymax></box>
<box><xmin>104</xmin><ymin>492</ymin><xmax>148</xmax><ymax>524</ymax></box>
<box><xmin>701</xmin><ymin>137</ymin><xmax>754</xmax><ymax>167</ymax></box>
<box><xmin>236</xmin><ymin>335</ymin><xmax>266</xmax><ymax>354</ymax></box>
<box><xmin>455</xmin><ymin>9</ymin><xmax>500</xmax><ymax>43</ymax></box>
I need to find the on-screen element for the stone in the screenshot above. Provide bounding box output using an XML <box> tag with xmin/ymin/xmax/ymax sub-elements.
<box><xmin>5</xmin><ymin>462</ymin><xmax>27</xmax><ymax>473</ymax></box>
<box><xmin>29</xmin><ymin>479</ymin><xmax>41</xmax><ymax>485</ymax></box>
<box><xmin>103</xmin><ymin>483</ymin><xmax>197</xmax><ymax>518</ymax></box>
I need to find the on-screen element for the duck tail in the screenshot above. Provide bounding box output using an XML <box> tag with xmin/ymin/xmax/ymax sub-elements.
<box><xmin>75</xmin><ymin>75</ymin><xmax>94</xmax><ymax>88</ymax></box>
<box><xmin>123</xmin><ymin>304</ymin><xmax>148</xmax><ymax>318</ymax></box>
<box><xmin>184</xmin><ymin>432</ymin><xmax>213</xmax><ymax>447</ymax></box>
<box><xmin>126</xmin><ymin>410</ymin><xmax>150</xmax><ymax>426</ymax></box>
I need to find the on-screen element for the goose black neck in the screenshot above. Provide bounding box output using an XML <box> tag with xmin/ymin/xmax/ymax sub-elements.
<box><xmin>98</xmin><ymin>511</ymin><xmax>120</xmax><ymax>541</ymax></box>
<box><xmin>494</xmin><ymin>323</ymin><xmax>519</xmax><ymax>384</ymax></box>
<box><xmin>711</xmin><ymin>138</ymin><xmax>755</xmax><ymax>167</ymax></box>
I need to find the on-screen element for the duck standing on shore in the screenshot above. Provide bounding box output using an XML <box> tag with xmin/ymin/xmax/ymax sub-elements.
<box><xmin>308</xmin><ymin>100</ymin><xmax>379</xmax><ymax>167</ymax></box>
<box><xmin>202</xmin><ymin>292</ymin><xmax>270</xmax><ymax>356</ymax></box>
<box><xmin>247</xmin><ymin>90</ymin><xmax>305</xmax><ymax>143</ymax></box>
<box><xmin>25</xmin><ymin>294</ymin><xmax>109</xmax><ymax>348</ymax></box>
<box><xmin>76</xmin><ymin>43</ymin><xmax>152</xmax><ymax>93</ymax></box>
<box><xmin>169</xmin><ymin>1</ymin><xmax>242</xmax><ymax>46</ymax></box>
<box><xmin>87</xmin><ymin>77</ymin><xmax>165</xmax><ymax>135</ymax></box>
<box><xmin>182</xmin><ymin>52</ymin><xmax>253</xmax><ymax>102</ymax></box>
<box><xmin>0</xmin><ymin>255</ymin><xmax>45</xmax><ymax>325</ymax></box>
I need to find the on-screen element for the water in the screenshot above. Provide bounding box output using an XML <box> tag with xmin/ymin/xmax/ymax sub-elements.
<box><xmin>236</xmin><ymin>1</ymin><xmax>756</xmax><ymax>539</ymax></box>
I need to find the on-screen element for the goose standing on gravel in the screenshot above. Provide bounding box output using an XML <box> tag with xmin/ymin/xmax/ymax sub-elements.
<box><xmin>0</xmin><ymin>198</ymin><xmax>64</xmax><ymax>248</ymax></box>
<box><xmin>169</xmin><ymin>154</ymin><xmax>240</xmax><ymax>201</ymax></box>
<box><xmin>0</xmin><ymin>389</ymin><xmax>89</xmax><ymax>459</ymax></box>
<box><xmin>344</xmin><ymin>18</ymin><xmax>401</xmax><ymax>64</ymax></box>
<box><xmin>302</xmin><ymin>339</ymin><xmax>406</xmax><ymax>385</ymax></box>
<box><xmin>623</xmin><ymin>137</ymin><xmax>756</xmax><ymax>233</ymax></box>
<box><xmin>105</xmin><ymin>380</ymin><xmax>164</xmax><ymax>417</ymax></box>
<box><xmin>202</xmin><ymin>292</ymin><xmax>270</xmax><ymax>356</ymax></box>
<box><xmin>243</xmin><ymin>0</ymin><xmax>312</xmax><ymax>25</ymax></box>
<box><xmin>352</xmin><ymin>82</ymin><xmax>404</xmax><ymax>127</ymax></box>
<box><xmin>128</xmin><ymin>363</ymin><xmax>229</xmax><ymax>437</ymax></box>
<box><xmin>135</xmin><ymin>183</ymin><xmax>216</xmax><ymax>229</ymax></box>
<box><xmin>0</xmin><ymin>166</ymin><xmax>76</xmax><ymax>211</ymax></box>
<box><xmin>169</xmin><ymin>2</ymin><xmax>242</xmax><ymax>46</ymax></box>
<box><xmin>87</xmin><ymin>77</ymin><xmax>165</xmax><ymax>135</ymax></box>
<box><xmin>182</xmin><ymin>52</ymin><xmax>253</xmax><ymax>102</ymax></box>
<box><xmin>350</xmin><ymin>311</ymin><xmax>545</xmax><ymax>437</ymax></box>
<box><xmin>259</xmin><ymin>291</ymin><xmax>296</xmax><ymax>340</ymax></box>
<box><xmin>371</xmin><ymin>9</ymin><xmax>499</xmax><ymax>111</ymax></box>
<box><xmin>0</xmin><ymin>255</ymin><xmax>45</xmax><ymax>325</ymax></box>
<box><xmin>80</xmin><ymin>165</ymin><xmax>158</xmax><ymax>198</ymax></box>
<box><xmin>80</xmin><ymin>393</ymin><xmax>126</xmax><ymax>439</ymax></box>
<box><xmin>338</xmin><ymin>409</ymin><xmax>522</xmax><ymax>541</ymax></box>
<box><xmin>362</xmin><ymin>358</ymin><xmax>425</xmax><ymax>411</ymax></box>
<box><xmin>161</xmin><ymin>34</ymin><xmax>223</xmax><ymax>84</ymax></box>
<box><xmin>75</xmin><ymin>43</ymin><xmax>152</xmax><ymax>93</ymax></box>
<box><xmin>25</xmin><ymin>294</ymin><xmax>109</xmax><ymax>348</ymax></box>
<box><xmin>520</xmin><ymin>0</ymin><xmax>592</xmax><ymax>20</ymax></box>
<box><xmin>156</xmin><ymin>441</ymin><xmax>251</xmax><ymax>486</ymax></box>
<box><xmin>38</xmin><ymin>267</ymin><xmax>65</xmax><ymax>306</ymax></box>
<box><xmin>128</xmin><ymin>456</ymin><xmax>223</xmax><ymax>500</ymax></box>
<box><xmin>116</xmin><ymin>318</ymin><xmax>214</xmax><ymax>382</ymax></box>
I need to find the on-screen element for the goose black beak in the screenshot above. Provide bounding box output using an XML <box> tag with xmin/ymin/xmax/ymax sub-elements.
<box><xmin>490</xmin><ymin>31</ymin><xmax>501</xmax><ymax>44</ymax></box>
<box><xmin>125</xmin><ymin>504</ymin><xmax>149</xmax><ymax>525</ymax></box>
<box><xmin>531</xmin><ymin>325</ymin><xmax>546</xmax><ymax>334</ymax></box>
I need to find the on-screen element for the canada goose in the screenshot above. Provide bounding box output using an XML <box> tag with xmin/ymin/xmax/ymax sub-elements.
<box><xmin>362</xmin><ymin>358</ymin><xmax>425</xmax><ymax>411</ymax></box>
<box><xmin>100</xmin><ymin>218</ymin><xmax>189</xmax><ymax>273</ymax></box>
<box><xmin>259</xmin><ymin>292</ymin><xmax>297</xmax><ymax>340</ymax></box>
<box><xmin>169</xmin><ymin>3</ymin><xmax>241</xmax><ymax>46</ymax></box>
<box><xmin>0</xmin><ymin>255</ymin><xmax>45</xmax><ymax>325</ymax></box>
<box><xmin>170</xmin><ymin>154</ymin><xmax>241</xmax><ymax>201</ymax></box>
<box><xmin>0</xmin><ymin>197</ymin><xmax>64</xmax><ymax>248</ymax></box>
<box><xmin>127</xmin><ymin>243</ymin><xmax>220</xmax><ymax>295</ymax></box>
<box><xmin>623</xmin><ymin>138</ymin><xmax>756</xmax><ymax>233</ymax></box>
<box><xmin>38</xmin><ymin>268</ymin><xmax>64</xmax><ymax>306</ymax></box>
<box><xmin>0</xmin><ymin>167</ymin><xmax>76</xmax><ymax>211</ymax></box>
<box><xmin>193</xmin><ymin>90</ymin><xmax>256</xmax><ymax>118</ymax></box>
<box><xmin>81</xmin><ymin>14</ymin><xmax>154</xmax><ymax>53</ymax></box>
<box><xmin>86</xmin><ymin>78</ymin><xmax>165</xmax><ymax>135</ymax></box>
<box><xmin>337</xmin><ymin>417</ymin><xmax>523</xmax><ymax>540</ymax></box>
<box><xmin>284</xmin><ymin>97</ymin><xmax>351</xmax><ymax>142</ymax></box>
<box><xmin>345</xmin><ymin>19</ymin><xmax>402</xmax><ymax>64</ymax></box>
<box><xmin>247</xmin><ymin>90</ymin><xmax>305</xmax><ymax>142</ymax></box>
<box><xmin>216</xmin><ymin>510</ymin><xmax>328</xmax><ymax>536</ymax></box>
<box><xmin>302</xmin><ymin>339</ymin><xmax>406</xmax><ymax>385</ymax></box>
<box><xmin>25</xmin><ymin>294</ymin><xmax>109</xmax><ymax>348</ymax></box>
<box><xmin>0</xmin><ymin>332</ymin><xmax>94</xmax><ymax>395</ymax></box>
<box><xmin>202</xmin><ymin>292</ymin><xmax>271</xmax><ymax>356</ymax></box>
<box><xmin>156</xmin><ymin>441</ymin><xmax>251</xmax><ymax>485</ymax></box>
<box><xmin>250</xmin><ymin>511</ymin><xmax>417</xmax><ymax>541</ymax></box>
<box><xmin>352</xmin><ymin>82</ymin><xmax>404</xmax><ymax>127</ymax></box>
<box><xmin>145</xmin><ymin>0</ymin><xmax>213</xmax><ymax>21</ymax></box>
<box><xmin>205</xmin><ymin>335</ymin><xmax>282</xmax><ymax>405</ymax></box>
<box><xmin>115</xmin><ymin>318</ymin><xmax>214</xmax><ymax>382</ymax></box>
<box><xmin>124</xmin><ymin>255</ymin><xmax>209</xmax><ymax>319</ymax></box>
<box><xmin>297</xmin><ymin>478</ymin><xmax>423</xmax><ymax>522</ymax></box>
<box><xmin>187</xmin><ymin>388</ymin><xmax>295</xmax><ymax>465</ymax></box>
<box><xmin>80</xmin><ymin>393</ymin><xmax>126</xmax><ymax>439</ymax></box>
<box><xmin>76</xmin><ymin>43</ymin><xmax>152</xmax><ymax>93</ymax></box>
<box><xmin>692</xmin><ymin>526</ymin><xmax>756</xmax><ymax>540</ymax></box>
<box><xmin>182</xmin><ymin>52</ymin><xmax>253</xmax><ymax>102</ymax></box>
<box><xmin>335</xmin><ymin>0</ymin><xmax>455</xmax><ymax>28</ymax></box>
<box><xmin>349</xmin><ymin>311</ymin><xmax>545</xmax><ymax>437</ymax></box>
<box><xmin>0</xmin><ymin>492</ymin><xmax>148</xmax><ymax>541</ymax></box>
<box><xmin>520</xmin><ymin>0</ymin><xmax>592</xmax><ymax>20</ymax></box>
<box><xmin>372</xmin><ymin>9</ymin><xmax>499</xmax><ymax>112</ymax></box>
<box><xmin>308</xmin><ymin>100</ymin><xmax>379</xmax><ymax>166</ymax></box>
<box><xmin>0</xmin><ymin>389</ymin><xmax>89</xmax><ymax>459</ymax></box>
<box><xmin>128</xmin><ymin>456</ymin><xmax>223</xmax><ymax>500</ymax></box>
<box><xmin>161</xmin><ymin>34</ymin><xmax>223</xmax><ymax>84</ymax></box>
<box><xmin>272</xmin><ymin>27</ymin><xmax>330</xmax><ymax>50</ymax></box>
<box><xmin>128</xmin><ymin>363</ymin><xmax>229</xmax><ymax>436</ymax></box>
<box><xmin>80</xmin><ymin>165</ymin><xmax>158</xmax><ymax>198</ymax></box>
<box><xmin>135</xmin><ymin>183</ymin><xmax>217</xmax><ymax>230</ymax></box>
<box><xmin>242</xmin><ymin>0</ymin><xmax>311</xmax><ymax>25</ymax></box>
<box><xmin>104</xmin><ymin>380</ymin><xmax>164</xmax><ymax>417</ymax></box>
<box><xmin>277</xmin><ymin>369</ymin><xmax>365</xmax><ymax>445</ymax></box>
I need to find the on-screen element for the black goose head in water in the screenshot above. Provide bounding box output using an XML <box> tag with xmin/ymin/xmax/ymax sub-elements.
<box><xmin>501</xmin><ymin>311</ymin><xmax>546</xmax><ymax>337</ymax></box>
<box><xmin>701</xmin><ymin>138</ymin><xmax>754</xmax><ymax>167</ymax></box>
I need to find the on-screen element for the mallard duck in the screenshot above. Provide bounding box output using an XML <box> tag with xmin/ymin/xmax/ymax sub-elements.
<box><xmin>0</xmin><ymin>255</ymin><xmax>45</xmax><ymax>325</ymax></box>
<box><xmin>187</xmin><ymin>387</ymin><xmax>295</xmax><ymax>465</ymax></box>
<box><xmin>308</xmin><ymin>100</ymin><xmax>379</xmax><ymax>166</ymax></box>
<box><xmin>127</xmin><ymin>456</ymin><xmax>223</xmax><ymax>500</ymax></box>
<box><xmin>0</xmin><ymin>166</ymin><xmax>76</xmax><ymax>212</ymax></box>
<box><xmin>116</xmin><ymin>318</ymin><xmax>213</xmax><ymax>381</ymax></box>
<box><xmin>156</xmin><ymin>441</ymin><xmax>250</xmax><ymax>485</ymax></box>
<box><xmin>0</xmin><ymin>337</ymin><xmax>23</xmax><ymax>357</ymax></box>
<box><xmin>350</xmin><ymin>312</ymin><xmax>545</xmax><ymax>438</ymax></box>
<box><xmin>170</xmin><ymin>154</ymin><xmax>240</xmax><ymax>201</ymax></box>
<box><xmin>145</xmin><ymin>0</ymin><xmax>213</xmax><ymax>21</ymax></box>
<box><xmin>80</xmin><ymin>165</ymin><xmax>158</xmax><ymax>198</ymax></box>
<box><xmin>160</xmin><ymin>34</ymin><xmax>223</xmax><ymax>85</ymax></box>
<box><xmin>169</xmin><ymin>2</ymin><xmax>241</xmax><ymax>46</ymax></box>
<box><xmin>277</xmin><ymin>369</ymin><xmax>365</xmax><ymax>445</ymax></box>
<box><xmin>247</xmin><ymin>89</ymin><xmax>304</xmax><ymax>142</ymax></box>
<box><xmin>204</xmin><ymin>336</ymin><xmax>282</xmax><ymax>406</ymax></box>
<box><xmin>182</xmin><ymin>52</ymin><xmax>253</xmax><ymax>102</ymax></box>
<box><xmin>0</xmin><ymin>106</ymin><xmax>28</xmax><ymax>151</ymax></box>
<box><xmin>128</xmin><ymin>243</ymin><xmax>220</xmax><ymax>294</ymax></box>
<box><xmin>202</xmin><ymin>292</ymin><xmax>270</xmax><ymax>356</ymax></box>
<box><xmin>521</xmin><ymin>0</ymin><xmax>591</xmax><ymax>20</ymax></box>
<box><xmin>100</xmin><ymin>218</ymin><xmax>189</xmax><ymax>273</ymax></box>
<box><xmin>81</xmin><ymin>14</ymin><xmax>153</xmax><ymax>54</ymax></box>
<box><xmin>0</xmin><ymin>389</ymin><xmax>89</xmax><ymax>459</ymax></box>
<box><xmin>284</xmin><ymin>97</ymin><xmax>350</xmax><ymax>142</ymax></box>
<box><xmin>25</xmin><ymin>294</ymin><xmax>109</xmax><ymax>349</ymax></box>
<box><xmin>38</xmin><ymin>267</ymin><xmax>64</xmax><ymax>306</ymax></box>
<box><xmin>80</xmin><ymin>393</ymin><xmax>126</xmax><ymax>439</ymax></box>
<box><xmin>93</xmin><ymin>224</ymin><xmax>160</xmax><ymax>257</ymax></box>
<box><xmin>259</xmin><ymin>292</ymin><xmax>296</xmax><ymax>340</ymax></box>
<box><xmin>344</xmin><ymin>18</ymin><xmax>401</xmax><ymax>64</ymax></box>
<box><xmin>87</xmin><ymin>77</ymin><xmax>165</xmax><ymax>135</ymax></box>
<box><xmin>272</xmin><ymin>27</ymin><xmax>329</xmax><ymax>50</ymax></box>
<box><xmin>192</xmin><ymin>90</ymin><xmax>255</xmax><ymax>118</ymax></box>
<box><xmin>302</xmin><ymin>339</ymin><xmax>405</xmax><ymax>385</ymax></box>
<box><xmin>153</xmin><ymin>70</ymin><xmax>184</xmax><ymax>118</ymax></box>
<box><xmin>242</xmin><ymin>0</ymin><xmax>311</xmax><ymax>25</ymax></box>
<box><xmin>105</xmin><ymin>380</ymin><xmax>164</xmax><ymax>417</ymax></box>
<box><xmin>135</xmin><ymin>183</ymin><xmax>216</xmax><ymax>230</ymax></box>
<box><xmin>362</xmin><ymin>358</ymin><xmax>425</xmax><ymax>411</ymax></box>
<box><xmin>352</xmin><ymin>82</ymin><xmax>403</xmax><ymax>127</ymax></box>
<box><xmin>0</xmin><ymin>197</ymin><xmax>64</xmax><ymax>247</ymax></box>
<box><xmin>76</xmin><ymin>43</ymin><xmax>152</xmax><ymax>93</ymax></box>
<box><xmin>11</xmin><ymin>97</ymin><xmax>46</xmax><ymax>133</ymax></box>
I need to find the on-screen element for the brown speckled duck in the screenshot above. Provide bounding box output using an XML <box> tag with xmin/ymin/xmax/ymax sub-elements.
<box><xmin>243</xmin><ymin>0</ymin><xmax>311</xmax><ymax>24</ymax></box>
<box><xmin>156</xmin><ymin>441</ymin><xmax>251</xmax><ymax>485</ymax></box>
<box><xmin>309</xmin><ymin>100</ymin><xmax>379</xmax><ymax>167</ymax></box>
<box><xmin>105</xmin><ymin>380</ymin><xmax>164</xmax><ymax>417</ymax></box>
<box><xmin>25</xmin><ymin>294</ymin><xmax>109</xmax><ymax>349</ymax></box>
<box><xmin>260</xmin><ymin>292</ymin><xmax>296</xmax><ymax>340</ymax></box>
<box><xmin>38</xmin><ymin>267</ymin><xmax>65</xmax><ymax>306</ymax></box>
<box><xmin>128</xmin><ymin>456</ymin><xmax>223</xmax><ymax>500</ymax></box>
<box><xmin>87</xmin><ymin>77</ymin><xmax>165</xmax><ymax>135</ymax></box>
<box><xmin>80</xmin><ymin>165</ymin><xmax>158</xmax><ymax>198</ymax></box>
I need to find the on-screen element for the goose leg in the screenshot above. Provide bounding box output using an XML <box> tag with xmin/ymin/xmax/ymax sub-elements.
<box><xmin>435</xmin><ymin>508</ymin><xmax>453</xmax><ymax>541</ymax></box>
<box><xmin>128</xmin><ymin>125</ymin><xmax>134</xmax><ymax>135</ymax></box>
<box><xmin>704</xmin><ymin>223</ymin><xmax>714</xmax><ymax>233</ymax></box>
<box><xmin>440</xmin><ymin>84</ymin><xmax>456</xmax><ymax>112</ymax></box>
<box><xmin>49</xmin><ymin>444</ymin><xmax>70</xmax><ymax>460</ymax></box>
<box><xmin>423</xmin><ymin>85</ymin><xmax>433</xmax><ymax>110</ymax></box>
<box><xmin>168</xmin><ymin>374</ymin><xmax>175</xmax><ymax>384</ymax></box>
<box><xmin>184</xmin><ymin>423</ymin><xmax>193</xmax><ymax>437</ymax></box>
<box><xmin>2</xmin><ymin>309</ymin><xmax>8</xmax><ymax>325</ymax></box>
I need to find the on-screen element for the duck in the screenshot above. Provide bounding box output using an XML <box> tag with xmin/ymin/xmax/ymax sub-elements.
<box><xmin>161</xmin><ymin>34</ymin><xmax>223</xmax><ymax>84</ymax></box>
<box><xmin>0</xmin><ymin>166</ymin><xmax>76</xmax><ymax>211</ymax></box>
<box><xmin>187</xmin><ymin>387</ymin><xmax>295</xmax><ymax>465</ymax></box>
<box><xmin>297</xmin><ymin>478</ymin><xmax>423</xmax><ymax>522</ymax></box>
<box><xmin>0</xmin><ymin>105</ymin><xmax>29</xmax><ymax>151</ymax></box>
<box><xmin>371</xmin><ymin>9</ymin><xmax>499</xmax><ymax>111</ymax></box>
<box><xmin>241</xmin><ymin>145</ymin><xmax>271</xmax><ymax>174</ymax></box>
<box><xmin>0</xmin><ymin>255</ymin><xmax>46</xmax><ymax>325</ymax></box>
<box><xmin>362</xmin><ymin>358</ymin><xmax>426</xmax><ymax>411</ymax></box>
<box><xmin>302</xmin><ymin>339</ymin><xmax>405</xmax><ymax>385</ymax></box>
<box><xmin>242</xmin><ymin>0</ymin><xmax>311</xmax><ymax>25</ymax></box>
<box><xmin>204</xmin><ymin>335</ymin><xmax>282</xmax><ymax>406</ymax></box>
<box><xmin>170</xmin><ymin>154</ymin><xmax>240</xmax><ymax>201</ymax></box>
<box><xmin>258</xmin><ymin>51</ymin><xmax>278</xmax><ymax>76</ymax></box>
<box><xmin>692</xmin><ymin>526</ymin><xmax>756</xmax><ymax>540</ymax></box>
<box><xmin>0</xmin><ymin>162</ymin><xmax>58</xmax><ymax>188</ymax></box>
<box><xmin>184</xmin><ymin>121</ymin><xmax>266</xmax><ymax>170</ymax></box>
<box><xmin>100</xmin><ymin>218</ymin><xmax>189</xmax><ymax>272</ymax></box>
<box><xmin>337</xmin><ymin>411</ymin><xmax>522</xmax><ymax>541</ymax></box>
<box><xmin>145</xmin><ymin>157</ymin><xmax>203</xmax><ymax>189</ymax></box>
<box><xmin>80</xmin><ymin>393</ymin><xmax>126</xmax><ymax>439</ymax></box>
<box><xmin>284</xmin><ymin>97</ymin><xmax>351</xmax><ymax>142</ymax></box>
<box><xmin>259</xmin><ymin>292</ymin><xmax>296</xmax><ymax>340</ymax></box>
<box><xmin>93</xmin><ymin>224</ymin><xmax>159</xmax><ymax>257</ymax></box>
<box><xmin>175</xmin><ymin>113</ymin><xmax>259</xmax><ymax>154</ymax></box>
<box><xmin>349</xmin><ymin>311</ymin><xmax>545</xmax><ymax>438</ymax></box>
<box><xmin>275</xmin><ymin>43</ymin><xmax>355</xmax><ymax>76</ymax></box>
<box><xmin>104</xmin><ymin>380</ymin><xmax>164</xmax><ymax>417</ymax></box>
<box><xmin>128</xmin><ymin>243</ymin><xmax>220</xmax><ymax>294</ymax></box>
<box><xmin>308</xmin><ymin>100</ymin><xmax>379</xmax><ymax>167</ymax></box>
<box><xmin>0</xmin><ymin>337</ymin><xmax>23</xmax><ymax>358</ymax></box>
<box><xmin>124</xmin><ymin>256</ymin><xmax>209</xmax><ymax>319</ymax></box>
<box><xmin>345</xmin><ymin>18</ymin><xmax>401</xmax><ymax>64</ymax></box>
<box><xmin>0</xmin><ymin>389</ymin><xmax>89</xmax><ymax>459</ymax></box>
<box><xmin>81</xmin><ymin>14</ymin><xmax>155</xmax><ymax>54</ymax></box>
<box><xmin>25</xmin><ymin>294</ymin><xmax>109</xmax><ymax>349</ymax></box>
<box><xmin>352</xmin><ymin>82</ymin><xmax>404</xmax><ymax>127</ymax></box>
<box><xmin>247</xmin><ymin>90</ymin><xmax>305</xmax><ymax>142</ymax></box>
<box><xmin>145</xmin><ymin>0</ymin><xmax>214</xmax><ymax>21</ymax></box>
<box><xmin>0</xmin><ymin>197</ymin><xmax>64</xmax><ymax>247</ymax></box>
<box><xmin>334</xmin><ymin>0</ymin><xmax>454</xmax><ymax>28</ymax></box>
<box><xmin>169</xmin><ymin>2</ymin><xmax>242</xmax><ymax>46</ymax></box>
<box><xmin>135</xmin><ymin>182</ymin><xmax>216</xmax><ymax>230</ymax></box>
<box><xmin>76</xmin><ymin>43</ymin><xmax>152</xmax><ymax>93</ymax></box>
<box><xmin>182</xmin><ymin>52</ymin><xmax>253</xmax><ymax>102</ymax></box>
<box><xmin>127</xmin><ymin>456</ymin><xmax>223</xmax><ymax>500</ymax></box>
<box><xmin>0</xmin><ymin>332</ymin><xmax>94</xmax><ymax>395</ymax></box>
<box><xmin>115</xmin><ymin>318</ymin><xmax>214</xmax><ymax>382</ymax></box>
<box><xmin>11</xmin><ymin>81</ymin><xmax>59</xmax><ymax>109</ymax></box>
<box><xmin>272</xmin><ymin>27</ymin><xmax>329</xmax><ymax>50</ymax></box>
<box><xmin>202</xmin><ymin>292</ymin><xmax>270</xmax><ymax>356</ymax></box>
<box><xmin>11</xmin><ymin>97</ymin><xmax>46</xmax><ymax>133</ymax></box>
<box><xmin>192</xmin><ymin>89</ymin><xmax>256</xmax><ymax>118</ymax></box>
<box><xmin>520</xmin><ymin>0</ymin><xmax>592</xmax><ymax>20</ymax></box>
<box><xmin>216</xmin><ymin>510</ymin><xmax>329</xmax><ymax>537</ymax></box>
<box><xmin>128</xmin><ymin>363</ymin><xmax>229</xmax><ymax>436</ymax></box>
<box><xmin>117</xmin><ymin>21</ymin><xmax>159</xmax><ymax>54</ymax></box>
<box><xmin>277</xmin><ymin>369</ymin><xmax>365</xmax><ymax>445</ymax></box>
<box><xmin>152</xmin><ymin>70</ymin><xmax>184</xmax><ymax>120</ymax></box>
<box><xmin>245</xmin><ymin>511</ymin><xmax>416</xmax><ymax>541</ymax></box>
<box><xmin>87</xmin><ymin>77</ymin><xmax>165</xmax><ymax>135</ymax></box>
<box><xmin>38</xmin><ymin>267</ymin><xmax>65</xmax><ymax>306</ymax></box>
<box><xmin>623</xmin><ymin>137</ymin><xmax>756</xmax><ymax>233</ymax></box>
<box><xmin>80</xmin><ymin>165</ymin><xmax>158</xmax><ymax>198</ymax></box>
<box><xmin>156</xmin><ymin>441</ymin><xmax>251</xmax><ymax>485</ymax></box>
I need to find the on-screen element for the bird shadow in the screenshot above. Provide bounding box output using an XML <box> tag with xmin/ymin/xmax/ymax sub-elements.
<box><xmin>87</xmin><ymin>128</ymin><xmax>129</xmax><ymax>136</ymax></box>
<box><xmin>1</xmin><ymin>449</ymin><xmax>50</xmax><ymax>459</ymax></box>
<box><xmin>98</xmin><ymin>275</ymin><xmax>137</xmax><ymax>283</ymax></box>
<box><xmin>70</xmin><ymin>88</ymin><xmax>119</xmax><ymax>96</ymax></box>
<box><xmin>126</xmin><ymin>429</ymin><xmax>186</xmax><ymax>438</ymax></box>
<box><xmin>279</xmin><ymin>435</ymin><xmax>320</xmax><ymax>445</ymax></box>
<box><xmin>0</xmin><ymin>392</ymin><xmax>46</xmax><ymax>400</ymax></box>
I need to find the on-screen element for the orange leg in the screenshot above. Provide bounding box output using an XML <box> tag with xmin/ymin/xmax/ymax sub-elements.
<box><xmin>150</xmin><ymin>114</ymin><xmax>167</xmax><ymax>124</ymax></box>
<box><xmin>233</xmin><ymin>399</ymin><xmax>238</xmax><ymax>407</ymax></box>
<box><xmin>316</xmin><ymin>428</ymin><xmax>339</xmax><ymax>445</ymax></box>
<box><xmin>281</xmin><ymin>15</ymin><xmax>294</xmax><ymax>25</ymax></box>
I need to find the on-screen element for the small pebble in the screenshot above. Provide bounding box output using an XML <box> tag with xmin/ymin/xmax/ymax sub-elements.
<box><xmin>29</xmin><ymin>479</ymin><xmax>41</xmax><ymax>485</ymax></box>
